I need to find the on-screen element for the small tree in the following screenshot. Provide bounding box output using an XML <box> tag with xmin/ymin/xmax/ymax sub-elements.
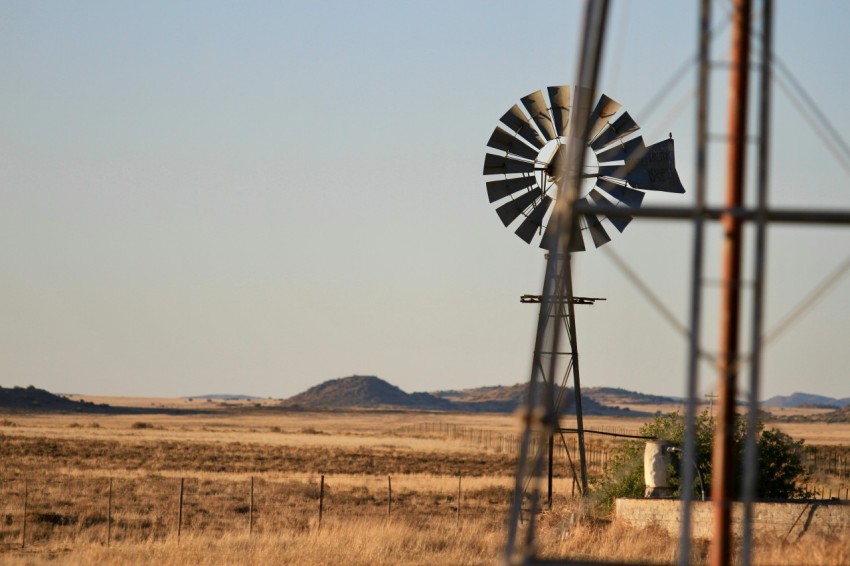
<box><xmin>592</xmin><ymin>411</ymin><xmax>810</xmax><ymax>511</ymax></box>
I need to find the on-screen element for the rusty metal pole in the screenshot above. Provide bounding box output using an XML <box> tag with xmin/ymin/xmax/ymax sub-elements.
<box><xmin>711</xmin><ymin>1</ymin><xmax>752</xmax><ymax>565</ymax></box>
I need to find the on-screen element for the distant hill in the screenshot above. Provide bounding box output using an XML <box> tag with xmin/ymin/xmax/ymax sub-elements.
<box><xmin>432</xmin><ymin>383</ymin><xmax>646</xmax><ymax>415</ymax></box>
<box><xmin>0</xmin><ymin>386</ymin><xmax>113</xmax><ymax>413</ymax></box>
<box><xmin>185</xmin><ymin>394</ymin><xmax>262</xmax><ymax>401</ymax></box>
<box><xmin>762</xmin><ymin>392</ymin><xmax>850</xmax><ymax>409</ymax></box>
<box><xmin>0</xmin><ymin>386</ymin><xmax>202</xmax><ymax>415</ymax></box>
<box><xmin>582</xmin><ymin>387</ymin><xmax>682</xmax><ymax>406</ymax></box>
<box><xmin>281</xmin><ymin>375</ymin><xmax>454</xmax><ymax>411</ymax></box>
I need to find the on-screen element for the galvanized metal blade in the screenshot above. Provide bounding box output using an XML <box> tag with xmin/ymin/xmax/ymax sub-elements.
<box><xmin>521</xmin><ymin>90</ymin><xmax>557</xmax><ymax>141</ymax></box>
<box><xmin>486</xmin><ymin>176</ymin><xmax>537</xmax><ymax>203</ymax></box>
<box><xmin>483</xmin><ymin>153</ymin><xmax>536</xmax><ymax>176</ymax></box>
<box><xmin>597</xmin><ymin>164</ymin><xmax>626</xmax><ymax>181</ymax></box>
<box><xmin>573</xmin><ymin>86</ymin><xmax>596</xmax><ymax>137</ymax></box>
<box><xmin>588</xmin><ymin>187</ymin><xmax>633</xmax><ymax>232</ymax></box>
<box><xmin>596</xmin><ymin>178</ymin><xmax>645</xmax><ymax>209</ymax></box>
<box><xmin>500</xmin><ymin>104</ymin><xmax>546</xmax><ymax>149</ymax></box>
<box><xmin>590</xmin><ymin>112</ymin><xmax>639</xmax><ymax>151</ymax></box>
<box><xmin>594</xmin><ymin>136</ymin><xmax>646</xmax><ymax>163</ymax></box>
<box><xmin>495</xmin><ymin>187</ymin><xmax>543</xmax><ymax>227</ymax></box>
<box><xmin>547</xmin><ymin>85</ymin><xmax>571</xmax><ymax>137</ymax></box>
<box><xmin>587</xmin><ymin>94</ymin><xmax>622</xmax><ymax>140</ymax></box>
<box><xmin>515</xmin><ymin>195</ymin><xmax>552</xmax><ymax>243</ymax></box>
<box><xmin>567</xmin><ymin>227</ymin><xmax>586</xmax><ymax>252</ymax></box>
<box><xmin>539</xmin><ymin>216</ymin><xmax>558</xmax><ymax>251</ymax></box>
<box><xmin>586</xmin><ymin>213</ymin><xmax>611</xmax><ymax>248</ymax></box>
<box><xmin>538</xmin><ymin>212</ymin><xmax>585</xmax><ymax>252</ymax></box>
<box><xmin>486</xmin><ymin>127</ymin><xmax>540</xmax><ymax>161</ymax></box>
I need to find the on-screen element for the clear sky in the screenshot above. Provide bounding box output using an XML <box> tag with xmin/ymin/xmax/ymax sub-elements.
<box><xmin>2</xmin><ymin>1</ymin><xmax>849</xmax><ymax>400</ymax></box>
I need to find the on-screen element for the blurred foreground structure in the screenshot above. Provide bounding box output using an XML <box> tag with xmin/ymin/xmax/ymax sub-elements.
<box><xmin>503</xmin><ymin>1</ymin><xmax>850</xmax><ymax>565</ymax></box>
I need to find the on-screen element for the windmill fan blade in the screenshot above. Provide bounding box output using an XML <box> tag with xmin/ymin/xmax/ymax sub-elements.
<box><xmin>596</xmin><ymin>179</ymin><xmax>645</xmax><ymax>209</ymax></box>
<box><xmin>588</xmin><ymin>188</ymin><xmax>633</xmax><ymax>233</ymax></box>
<box><xmin>495</xmin><ymin>187</ymin><xmax>542</xmax><ymax>226</ymax></box>
<box><xmin>521</xmin><ymin>90</ymin><xmax>557</xmax><ymax>141</ymax></box>
<box><xmin>539</xmin><ymin>217</ymin><xmax>585</xmax><ymax>252</ymax></box>
<box><xmin>594</xmin><ymin>136</ymin><xmax>645</xmax><ymax>163</ymax></box>
<box><xmin>483</xmin><ymin>153</ymin><xmax>536</xmax><ymax>176</ymax></box>
<box><xmin>547</xmin><ymin>85</ymin><xmax>571</xmax><ymax>137</ymax></box>
<box><xmin>590</xmin><ymin>112</ymin><xmax>639</xmax><ymax>151</ymax></box>
<box><xmin>572</xmin><ymin>86</ymin><xmax>596</xmax><ymax>137</ymax></box>
<box><xmin>586</xmin><ymin>213</ymin><xmax>611</xmax><ymax>248</ymax></box>
<box><xmin>568</xmin><ymin>229</ymin><xmax>587</xmax><ymax>252</ymax></box>
<box><xmin>515</xmin><ymin>195</ymin><xmax>552</xmax><ymax>243</ymax></box>
<box><xmin>486</xmin><ymin>127</ymin><xmax>539</xmax><ymax>161</ymax></box>
<box><xmin>587</xmin><ymin>94</ymin><xmax>622</xmax><ymax>140</ymax></box>
<box><xmin>486</xmin><ymin>176</ymin><xmax>537</xmax><ymax>203</ymax></box>
<box><xmin>500</xmin><ymin>104</ymin><xmax>546</xmax><ymax>149</ymax></box>
<box><xmin>539</xmin><ymin>216</ymin><xmax>558</xmax><ymax>251</ymax></box>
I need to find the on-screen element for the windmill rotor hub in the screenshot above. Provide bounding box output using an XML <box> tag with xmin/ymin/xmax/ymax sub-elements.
<box><xmin>535</xmin><ymin>138</ymin><xmax>599</xmax><ymax>195</ymax></box>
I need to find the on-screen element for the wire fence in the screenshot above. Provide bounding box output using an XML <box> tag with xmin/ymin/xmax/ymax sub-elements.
<box><xmin>0</xmin><ymin>473</ymin><xmax>515</xmax><ymax>550</ymax></box>
<box><xmin>396</xmin><ymin>422</ymin><xmax>638</xmax><ymax>475</ymax></box>
<box><xmin>397</xmin><ymin>422</ymin><xmax>850</xmax><ymax>489</ymax></box>
<box><xmin>1</xmin><ymin>459</ymin><xmax>847</xmax><ymax>550</ymax></box>
<box><xmin>804</xmin><ymin>446</ymin><xmax>850</xmax><ymax>481</ymax></box>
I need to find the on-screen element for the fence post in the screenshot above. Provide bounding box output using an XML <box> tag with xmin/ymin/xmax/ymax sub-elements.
<box><xmin>107</xmin><ymin>477</ymin><xmax>113</xmax><ymax>547</ymax></box>
<box><xmin>456</xmin><ymin>475</ymin><xmax>462</xmax><ymax>529</ymax></box>
<box><xmin>387</xmin><ymin>476</ymin><xmax>392</xmax><ymax>520</ymax></box>
<box><xmin>319</xmin><ymin>475</ymin><xmax>324</xmax><ymax>526</ymax></box>
<box><xmin>177</xmin><ymin>478</ymin><xmax>184</xmax><ymax>542</ymax></box>
<box><xmin>21</xmin><ymin>479</ymin><xmax>28</xmax><ymax>549</ymax></box>
<box><xmin>249</xmin><ymin>476</ymin><xmax>254</xmax><ymax>536</ymax></box>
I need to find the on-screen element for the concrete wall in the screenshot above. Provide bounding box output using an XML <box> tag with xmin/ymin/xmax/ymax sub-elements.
<box><xmin>615</xmin><ymin>498</ymin><xmax>850</xmax><ymax>540</ymax></box>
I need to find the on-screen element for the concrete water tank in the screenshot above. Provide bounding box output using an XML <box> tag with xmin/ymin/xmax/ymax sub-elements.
<box><xmin>644</xmin><ymin>440</ymin><xmax>674</xmax><ymax>498</ymax></box>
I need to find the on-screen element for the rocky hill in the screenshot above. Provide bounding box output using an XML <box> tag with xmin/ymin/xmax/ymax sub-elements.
<box><xmin>0</xmin><ymin>386</ymin><xmax>113</xmax><ymax>413</ymax></box>
<box><xmin>582</xmin><ymin>387</ymin><xmax>682</xmax><ymax>406</ymax></box>
<box><xmin>435</xmin><ymin>383</ymin><xmax>657</xmax><ymax>414</ymax></box>
<box><xmin>281</xmin><ymin>375</ymin><xmax>454</xmax><ymax>411</ymax></box>
<box><xmin>763</xmin><ymin>392</ymin><xmax>850</xmax><ymax>409</ymax></box>
<box><xmin>319</xmin><ymin>379</ymin><xmax>646</xmax><ymax>415</ymax></box>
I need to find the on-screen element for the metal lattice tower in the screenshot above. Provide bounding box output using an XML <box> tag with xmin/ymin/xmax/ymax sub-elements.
<box><xmin>498</xmin><ymin>1</ymin><xmax>850</xmax><ymax>565</ymax></box>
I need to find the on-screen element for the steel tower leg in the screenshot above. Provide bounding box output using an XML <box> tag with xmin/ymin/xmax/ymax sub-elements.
<box><xmin>563</xmin><ymin>255</ymin><xmax>589</xmax><ymax>495</ymax></box>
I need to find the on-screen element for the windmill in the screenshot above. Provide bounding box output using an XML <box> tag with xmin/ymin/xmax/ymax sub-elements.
<box><xmin>482</xmin><ymin>85</ymin><xmax>685</xmax><ymax>502</ymax></box>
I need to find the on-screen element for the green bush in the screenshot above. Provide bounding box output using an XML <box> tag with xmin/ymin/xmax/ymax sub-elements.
<box><xmin>592</xmin><ymin>411</ymin><xmax>810</xmax><ymax>511</ymax></box>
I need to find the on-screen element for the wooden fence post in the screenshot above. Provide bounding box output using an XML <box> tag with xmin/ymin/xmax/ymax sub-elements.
<box><xmin>21</xmin><ymin>479</ymin><xmax>28</xmax><ymax>549</ymax></box>
<box><xmin>249</xmin><ymin>476</ymin><xmax>254</xmax><ymax>536</ymax></box>
<box><xmin>456</xmin><ymin>475</ymin><xmax>462</xmax><ymax>529</ymax></box>
<box><xmin>107</xmin><ymin>477</ymin><xmax>113</xmax><ymax>547</ymax></box>
<box><xmin>387</xmin><ymin>476</ymin><xmax>392</xmax><ymax>520</ymax></box>
<box><xmin>319</xmin><ymin>475</ymin><xmax>324</xmax><ymax>526</ymax></box>
<box><xmin>177</xmin><ymin>478</ymin><xmax>184</xmax><ymax>542</ymax></box>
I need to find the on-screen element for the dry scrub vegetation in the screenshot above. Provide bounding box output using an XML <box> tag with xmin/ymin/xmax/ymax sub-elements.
<box><xmin>0</xmin><ymin>409</ymin><xmax>847</xmax><ymax>564</ymax></box>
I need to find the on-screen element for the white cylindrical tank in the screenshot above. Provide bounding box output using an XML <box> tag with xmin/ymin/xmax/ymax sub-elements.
<box><xmin>644</xmin><ymin>440</ymin><xmax>673</xmax><ymax>498</ymax></box>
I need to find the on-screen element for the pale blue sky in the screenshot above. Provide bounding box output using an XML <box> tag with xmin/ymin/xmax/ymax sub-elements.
<box><xmin>2</xmin><ymin>1</ymin><xmax>849</xmax><ymax>400</ymax></box>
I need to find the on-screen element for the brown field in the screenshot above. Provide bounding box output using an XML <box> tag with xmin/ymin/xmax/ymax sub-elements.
<box><xmin>0</xmin><ymin>404</ymin><xmax>848</xmax><ymax>565</ymax></box>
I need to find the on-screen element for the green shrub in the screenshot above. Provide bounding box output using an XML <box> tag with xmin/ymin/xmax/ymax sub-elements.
<box><xmin>592</xmin><ymin>411</ymin><xmax>810</xmax><ymax>512</ymax></box>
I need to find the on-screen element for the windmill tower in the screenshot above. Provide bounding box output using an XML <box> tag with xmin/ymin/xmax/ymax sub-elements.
<box><xmin>482</xmin><ymin>85</ymin><xmax>686</xmax><ymax>503</ymax></box>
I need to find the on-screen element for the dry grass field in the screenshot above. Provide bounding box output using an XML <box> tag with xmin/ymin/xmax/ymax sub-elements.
<box><xmin>0</xmin><ymin>403</ymin><xmax>848</xmax><ymax>564</ymax></box>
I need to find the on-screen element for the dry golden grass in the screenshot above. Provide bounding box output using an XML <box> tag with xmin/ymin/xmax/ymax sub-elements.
<box><xmin>1</xmin><ymin>516</ymin><xmax>505</xmax><ymax>566</ymax></box>
<box><xmin>1</xmin><ymin>405</ymin><xmax>848</xmax><ymax>564</ymax></box>
<box><xmin>770</xmin><ymin>421</ymin><xmax>850</xmax><ymax>446</ymax></box>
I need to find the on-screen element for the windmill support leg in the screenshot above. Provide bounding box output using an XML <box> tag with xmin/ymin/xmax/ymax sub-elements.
<box><xmin>563</xmin><ymin>256</ymin><xmax>589</xmax><ymax>494</ymax></box>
